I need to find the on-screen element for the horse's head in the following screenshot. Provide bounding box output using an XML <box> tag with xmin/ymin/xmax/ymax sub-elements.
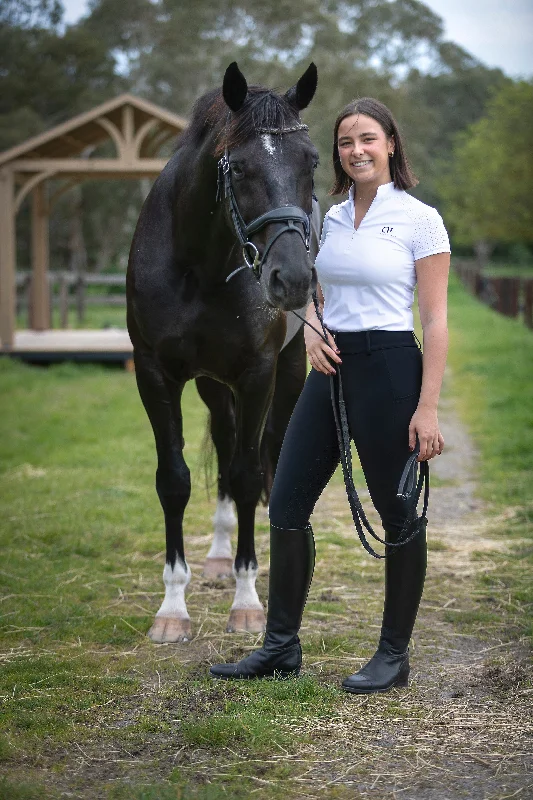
<box><xmin>219</xmin><ymin>62</ymin><xmax>318</xmax><ymax>311</ymax></box>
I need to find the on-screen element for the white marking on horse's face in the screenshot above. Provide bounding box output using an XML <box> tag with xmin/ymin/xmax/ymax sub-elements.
<box><xmin>231</xmin><ymin>565</ymin><xmax>263</xmax><ymax>611</ymax></box>
<box><xmin>156</xmin><ymin>559</ymin><xmax>191</xmax><ymax>619</ymax></box>
<box><xmin>207</xmin><ymin>495</ymin><xmax>235</xmax><ymax>559</ymax></box>
<box><xmin>261</xmin><ymin>134</ymin><xmax>276</xmax><ymax>157</ymax></box>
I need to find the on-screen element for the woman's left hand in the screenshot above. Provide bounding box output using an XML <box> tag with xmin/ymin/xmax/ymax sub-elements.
<box><xmin>408</xmin><ymin>406</ymin><xmax>444</xmax><ymax>461</ymax></box>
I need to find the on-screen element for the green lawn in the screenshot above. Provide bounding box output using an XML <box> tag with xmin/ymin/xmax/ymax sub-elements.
<box><xmin>445</xmin><ymin>273</ymin><xmax>533</xmax><ymax>643</ymax></box>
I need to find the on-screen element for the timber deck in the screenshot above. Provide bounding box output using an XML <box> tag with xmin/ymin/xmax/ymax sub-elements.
<box><xmin>1</xmin><ymin>329</ymin><xmax>133</xmax><ymax>364</ymax></box>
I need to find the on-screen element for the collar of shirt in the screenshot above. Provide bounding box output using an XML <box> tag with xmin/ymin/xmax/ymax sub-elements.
<box><xmin>346</xmin><ymin>181</ymin><xmax>396</xmax><ymax>223</ymax></box>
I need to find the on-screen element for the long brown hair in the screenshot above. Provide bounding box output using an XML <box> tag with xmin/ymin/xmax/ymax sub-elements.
<box><xmin>330</xmin><ymin>98</ymin><xmax>418</xmax><ymax>195</ymax></box>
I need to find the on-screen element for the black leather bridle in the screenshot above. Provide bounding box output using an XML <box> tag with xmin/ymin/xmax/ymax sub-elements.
<box><xmin>216</xmin><ymin>123</ymin><xmax>313</xmax><ymax>283</ymax></box>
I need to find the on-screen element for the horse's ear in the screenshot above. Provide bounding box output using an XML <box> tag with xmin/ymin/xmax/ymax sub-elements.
<box><xmin>285</xmin><ymin>62</ymin><xmax>318</xmax><ymax>111</ymax></box>
<box><xmin>222</xmin><ymin>62</ymin><xmax>248</xmax><ymax>112</ymax></box>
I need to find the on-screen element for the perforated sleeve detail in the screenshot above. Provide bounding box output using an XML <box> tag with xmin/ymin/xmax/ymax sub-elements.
<box><xmin>411</xmin><ymin>206</ymin><xmax>450</xmax><ymax>261</ymax></box>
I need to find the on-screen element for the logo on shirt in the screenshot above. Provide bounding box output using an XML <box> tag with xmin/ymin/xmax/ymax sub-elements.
<box><xmin>381</xmin><ymin>226</ymin><xmax>394</xmax><ymax>234</ymax></box>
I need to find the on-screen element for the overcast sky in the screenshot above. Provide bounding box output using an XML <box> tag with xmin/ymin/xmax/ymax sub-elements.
<box><xmin>62</xmin><ymin>0</ymin><xmax>533</xmax><ymax>79</ymax></box>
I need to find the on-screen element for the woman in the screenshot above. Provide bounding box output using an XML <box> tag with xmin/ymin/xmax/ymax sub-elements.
<box><xmin>210</xmin><ymin>98</ymin><xmax>450</xmax><ymax>693</ymax></box>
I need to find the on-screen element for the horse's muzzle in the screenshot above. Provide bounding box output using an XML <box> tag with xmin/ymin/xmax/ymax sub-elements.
<box><xmin>265</xmin><ymin>264</ymin><xmax>317</xmax><ymax>311</ymax></box>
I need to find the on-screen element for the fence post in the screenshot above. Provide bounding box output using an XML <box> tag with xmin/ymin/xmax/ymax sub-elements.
<box><xmin>24</xmin><ymin>274</ymin><xmax>32</xmax><ymax>328</ymax></box>
<box><xmin>498</xmin><ymin>278</ymin><xmax>520</xmax><ymax>317</ymax></box>
<box><xmin>524</xmin><ymin>280</ymin><xmax>533</xmax><ymax>329</ymax></box>
<box><xmin>59</xmin><ymin>273</ymin><xmax>69</xmax><ymax>328</ymax></box>
<box><xmin>76</xmin><ymin>273</ymin><xmax>85</xmax><ymax>325</ymax></box>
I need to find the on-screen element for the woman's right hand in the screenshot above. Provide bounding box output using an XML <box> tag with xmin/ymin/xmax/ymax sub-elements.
<box><xmin>304</xmin><ymin>321</ymin><xmax>342</xmax><ymax>375</ymax></box>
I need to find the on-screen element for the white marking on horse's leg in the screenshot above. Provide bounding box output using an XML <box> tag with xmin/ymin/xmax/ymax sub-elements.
<box><xmin>148</xmin><ymin>559</ymin><xmax>192</xmax><ymax>643</ymax></box>
<box><xmin>227</xmin><ymin>564</ymin><xmax>266</xmax><ymax>633</ymax></box>
<box><xmin>208</xmin><ymin>495</ymin><xmax>235</xmax><ymax>558</ymax></box>
<box><xmin>261</xmin><ymin>133</ymin><xmax>276</xmax><ymax>157</ymax></box>
<box><xmin>231</xmin><ymin>564</ymin><xmax>262</xmax><ymax>610</ymax></box>
<box><xmin>203</xmin><ymin>495</ymin><xmax>235</xmax><ymax>578</ymax></box>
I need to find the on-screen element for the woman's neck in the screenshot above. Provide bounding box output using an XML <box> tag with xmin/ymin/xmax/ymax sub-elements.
<box><xmin>353</xmin><ymin>177</ymin><xmax>391</xmax><ymax>205</ymax></box>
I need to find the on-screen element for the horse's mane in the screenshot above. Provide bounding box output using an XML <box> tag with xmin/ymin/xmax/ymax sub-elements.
<box><xmin>176</xmin><ymin>86</ymin><xmax>300</xmax><ymax>157</ymax></box>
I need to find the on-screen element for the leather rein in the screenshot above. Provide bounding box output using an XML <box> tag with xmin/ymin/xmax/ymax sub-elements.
<box><xmin>216</xmin><ymin>122</ymin><xmax>313</xmax><ymax>283</ymax></box>
<box><xmin>293</xmin><ymin>299</ymin><xmax>429</xmax><ymax>560</ymax></box>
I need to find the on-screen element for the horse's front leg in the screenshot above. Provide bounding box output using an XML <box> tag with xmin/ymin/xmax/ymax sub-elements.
<box><xmin>226</xmin><ymin>366</ymin><xmax>276</xmax><ymax>633</ymax></box>
<box><xmin>135</xmin><ymin>350</ymin><xmax>192</xmax><ymax>643</ymax></box>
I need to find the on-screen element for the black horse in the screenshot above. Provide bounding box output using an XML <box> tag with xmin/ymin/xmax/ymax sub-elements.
<box><xmin>127</xmin><ymin>62</ymin><xmax>319</xmax><ymax>642</ymax></box>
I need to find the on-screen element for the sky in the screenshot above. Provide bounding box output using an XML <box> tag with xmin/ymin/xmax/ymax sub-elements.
<box><xmin>62</xmin><ymin>0</ymin><xmax>533</xmax><ymax>79</ymax></box>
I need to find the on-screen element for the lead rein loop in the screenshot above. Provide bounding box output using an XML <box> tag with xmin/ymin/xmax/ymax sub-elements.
<box><xmin>290</xmin><ymin>297</ymin><xmax>429</xmax><ymax>559</ymax></box>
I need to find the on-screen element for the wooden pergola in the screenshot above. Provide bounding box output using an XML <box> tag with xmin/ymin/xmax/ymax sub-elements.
<box><xmin>0</xmin><ymin>94</ymin><xmax>188</xmax><ymax>351</ymax></box>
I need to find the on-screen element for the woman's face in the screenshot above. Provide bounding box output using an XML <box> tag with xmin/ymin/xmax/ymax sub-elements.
<box><xmin>337</xmin><ymin>113</ymin><xmax>394</xmax><ymax>190</ymax></box>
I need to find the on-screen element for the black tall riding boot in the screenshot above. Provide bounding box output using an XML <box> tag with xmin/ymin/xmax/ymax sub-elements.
<box><xmin>342</xmin><ymin>522</ymin><xmax>427</xmax><ymax>694</ymax></box>
<box><xmin>209</xmin><ymin>523</ymin><xmax>315</xmax><ymax>679</ymax></box>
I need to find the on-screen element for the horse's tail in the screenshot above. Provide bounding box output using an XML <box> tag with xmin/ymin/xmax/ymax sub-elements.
<box><xmin>200</xmin><ymin>413</ymin><xmax>217</xmax><ymax>500</ymax></box>
<box><xmin>202</xmin><ymin>410</ymin><xmax>274</xmax><ymax>505</ymax></box>
<box><xmin>260</xmin><ymin>410</ymin><xmax>275</xmax><ymax>506</ymax></box>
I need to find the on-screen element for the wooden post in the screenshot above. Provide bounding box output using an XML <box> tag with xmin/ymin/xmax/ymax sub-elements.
<box><xmin>76</xmin><ymin>274</ymin><xmax>85</xmax><ymax>324</ymax></box>
<box><xmin>25</xmin><ymin>274</ymin><xmax>32</xmax><ymax>328</ymax></box>
<box><xmin>524</xmin><ymin>280</ymin><xmax>533</xmax><ymax>329</ymax></box>
<box><xmin>499</xmin><ymin>278</ymin><xmax>519</xmax><ymax>317</ymax></box>
<box><xmin>30</xmin><ymin>182</ymin><xmax>50</xmax><ymax>330</ymax></box>
<box><xmin>122</xmin><ymin>104</ymin><xmax>135</xmax><ymax>165</ymax></box>
<box><xmin>59</xmin><ymin>273</ymin><xmax>69</xmax><ymax>328</ymax></box>
<box><xmin>0</xmin><ymin>168</ymin><xmax>16</xmax><ymax>348</ymax></box>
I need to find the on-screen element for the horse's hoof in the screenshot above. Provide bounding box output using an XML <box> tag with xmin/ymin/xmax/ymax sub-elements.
<box><xmin>226</xmin><ymin>608</ymin><xmax>266</xmax><ymax>633</ymax></box>
<box><xmin>148</xmin><ymin>616</ymin><xmax>192</xmax><ymax>643</ymax></box>
<box><xmin>203</xmin><ymin>557</ymin><xmax>234</xmax><ymax>579</ymax></box>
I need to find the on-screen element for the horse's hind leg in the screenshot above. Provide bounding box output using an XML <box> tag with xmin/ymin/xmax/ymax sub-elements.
<box><xmin>135</xmin><ymin>349</ymin><xmax>192</xmax><ymax>643</ymax></box>
<box><xmin>195</xmin><ymin>377</ymin><xmax>236</xmax><ymax>579</ymax></box>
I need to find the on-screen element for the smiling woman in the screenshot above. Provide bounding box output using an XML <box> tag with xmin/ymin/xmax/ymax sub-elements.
<box><xmin>331</xmin><ymin>98</ymin><xmax>418</xmax><ymax>197</ymax></box>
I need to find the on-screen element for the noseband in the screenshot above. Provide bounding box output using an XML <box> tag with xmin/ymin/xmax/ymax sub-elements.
<box><xmin>216</xmin><ymin>123</ymin><xmax>313</xmax><ymax>283</ymax></box>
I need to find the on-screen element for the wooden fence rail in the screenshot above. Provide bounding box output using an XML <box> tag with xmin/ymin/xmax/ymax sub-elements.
<box><xmin>16</xmin><ymin>267</ymin><xmax>533</xmax><ymax>331</ymax></box>
<box><xmin>453</xmin><ymin>261</ymin><xmax>533</xmax><ymax>329</ymax></box>
<box><xmin>16</xmin><ymin>271</ymin><xmax>126</xmax><ymax>328</ymax></box>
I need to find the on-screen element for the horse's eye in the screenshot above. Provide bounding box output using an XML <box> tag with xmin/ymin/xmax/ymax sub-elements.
<box><xmin>231</xmin><ymin>163</ymin><xmax>244</xmax><ymax>178</ymax></box>
<box><xmin>313</xmin><ymin>160</ymin><xmax>319</xmax><ymax>171</ymax></box>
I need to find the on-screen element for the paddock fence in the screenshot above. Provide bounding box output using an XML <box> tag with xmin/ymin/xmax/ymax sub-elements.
<box><xmin>16</xmin><ymin>271</ymin><xmax>127</xmax><ymax>328</ymax></box>
<box><xmin>453</xmin><ymin>260</ymin><xmax>533</xmax><ymax>329</ymax></box>
<box><xmin>15</xmin><ymin>264</ymin><xmax>533</xmax><ymax>331</ymax></box>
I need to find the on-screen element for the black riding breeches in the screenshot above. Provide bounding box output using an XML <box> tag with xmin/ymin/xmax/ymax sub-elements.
<box><xmin>268</xmin><ymin>330</ymin><xmax>423</xmax><ymax>538</ymax></box>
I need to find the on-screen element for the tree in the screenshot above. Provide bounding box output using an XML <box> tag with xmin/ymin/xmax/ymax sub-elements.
<box><xmin>437</xmin><ymin>81</ymin><xmax>533</xmax><ymax>257</ymax></box>
<box><xmin>1</xmin><ymin>0</ymin><xmax>510</xmax><ymax>275</ymax></box>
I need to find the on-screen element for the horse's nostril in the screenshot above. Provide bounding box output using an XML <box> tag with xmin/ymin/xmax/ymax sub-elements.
<box><xmin>269</xmin><ymin>268</ymin><xmax>287</xmax><ymax>300</ymax></box>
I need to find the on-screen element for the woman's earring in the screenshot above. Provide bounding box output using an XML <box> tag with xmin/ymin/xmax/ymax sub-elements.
<box><xmin>389</xmin><ymin>151</ymin><xmax>395</xmax><ymax>158</ymax></box>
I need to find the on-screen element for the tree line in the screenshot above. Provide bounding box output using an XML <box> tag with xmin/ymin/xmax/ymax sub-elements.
<box><xmin>2</xmin><ymin>0</ymin><xmax>529</xmax><ymax>274</ymax></box>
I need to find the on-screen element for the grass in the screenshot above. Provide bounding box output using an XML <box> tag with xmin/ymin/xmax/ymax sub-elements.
<box><xmin>0</xmin><ymin>273</ymin><xmax>532</xmax><ymax>798</ymax></box>
<box><xmin>446</xmin><ymin>272</ymin><xmax>533</xmax><ymax>642</ymax></box>
<box><xmin>447</xmin><ymin>273</ymin><xmax>533</xmax><ymax>506</ymax></box>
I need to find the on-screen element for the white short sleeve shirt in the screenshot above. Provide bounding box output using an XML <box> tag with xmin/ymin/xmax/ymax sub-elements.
<box><xmin>315</xmin><ymin>182</ymin><xmax>450</xmax><ymax>332</ymax></box>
